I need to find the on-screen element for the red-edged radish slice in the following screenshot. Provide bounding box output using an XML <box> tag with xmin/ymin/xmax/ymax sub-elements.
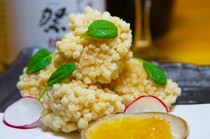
<box><xmin>3</xmin><ymin>96</ymin><xmax>43</xmax><ymax>128</ymax></box>
<box><xmin>124</xmin><ymin>95</ymin><xmax>168</xmax><ymax>114</ymax></box>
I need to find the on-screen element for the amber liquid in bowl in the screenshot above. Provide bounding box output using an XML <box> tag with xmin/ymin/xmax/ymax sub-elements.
<box><xmin>88</xmin><ymin>115</ymin><xmax>173</xmax><ymax>139</ymax></box>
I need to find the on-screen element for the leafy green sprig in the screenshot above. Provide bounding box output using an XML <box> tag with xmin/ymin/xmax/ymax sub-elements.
<box><xmin>38</xmin><ymin>63</ymin><xmax>75</xmax><ymax>100</ymax></box>
<box><xmin>133</xmin><ymin>58</ymin><xmax>167</xmax><ymax>86</ymax></box>
<box><xmin>26</xmin><ymin>49</ymin><xmax>53</xmax><ymax>73</ymax></box>
<box><xmin>81</xmin><ymin>19</ymin><xmax>118</xmax><ymax>39</ymax></box>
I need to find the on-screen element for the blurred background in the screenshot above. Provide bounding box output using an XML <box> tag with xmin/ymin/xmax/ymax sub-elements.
<box><xmin>153</xmin><ymin>0</ymin><xmax>210</xmax><ymax>65</ymax></box>
<box><xmin>1</xmin><ymin>0</ymin><xmax>210</xmax><ymax>73</ymax></box>
<box><xmin>107</xmin><ymin>0</ymin><xmax>210</xmax><ymax>65</ymax></box>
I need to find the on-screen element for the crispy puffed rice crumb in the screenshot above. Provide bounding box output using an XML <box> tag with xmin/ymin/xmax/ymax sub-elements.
<box><xmin>107</xmin><ymin>59</ymin><xmax>181</xmax><ymax>108</ymax></box>
<box><xmin>41</xmin><ymin>80</ymin><xmax>124</xmax><ymax>132</ymax></box>
<box><xmin>17</xmin><ymin>63</ymin><xmax>56</xmax><ymax>98</ymax></box>
<box><xmin>17</xmin><ymin>7</ymin><xmax>182</xmax><ymax>134</ymax></box>
<box><xmin>54</xmin><ymin>7</ymin><xmax>132</xmax><ymax>84</ymax></box>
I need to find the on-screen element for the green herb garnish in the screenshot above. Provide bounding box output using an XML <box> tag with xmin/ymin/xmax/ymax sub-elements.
<box><xmin>38</xmin><ymin>63</ymin><xmax>75</xmax><ymax>100</ymax></box>
<box><xmin>81</xmin><ymin>19</ymin><xmax>118</xmax><ymax>39</ymax></box>
<box><xmin>47</xmin><ymin>63</ymin><xmax>75</xmax><ymax>86</ymax></box>
<box><xmin>143</xmin><ymin>61</ymin><xmax>167</xmax><ymax>86</ymax></box>
<box><xmin>26</xmin><ymin>49</ymin><xmax>52</xmax><ymax>73</ymax></box>
<box><xmin>38</xmin><ymin>87</ymin><xmax>47</xmax><ymax>100</ymax></box>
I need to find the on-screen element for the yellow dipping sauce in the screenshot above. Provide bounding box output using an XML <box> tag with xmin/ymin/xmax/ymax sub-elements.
<box><xmin>88</xmin><ymin>115</ymin><xmax>174</xmax><ymax>139</ymax></box>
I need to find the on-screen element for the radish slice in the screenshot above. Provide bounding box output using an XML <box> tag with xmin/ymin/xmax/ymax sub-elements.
<box><xmin>124</xmin><ymin>95</ymin><xmax>168</xmax><ymax>114</ymax></box>
<box><xmin>3</xmin><ymin>96</ymin><xmax>43</xmax><ymax>128</ymax></box>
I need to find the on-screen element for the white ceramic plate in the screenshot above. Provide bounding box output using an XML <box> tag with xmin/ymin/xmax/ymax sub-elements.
<box><xmin>0</xmin><ymin>104</ymin><xmax>210</xmax><ymax>139</ymax></box>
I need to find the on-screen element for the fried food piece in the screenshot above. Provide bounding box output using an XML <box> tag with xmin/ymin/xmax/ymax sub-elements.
<box><xmin>17</xmin><ymin>7</ymin><xmax>181</xmax><ymax>134</ymax></box>
<box><xmin>56</xmin><ymin>7</ymin><xmax>132</xmax><ymax>84</ymax></box>
<box><xmin>41</xmin><ymin>80</ymin><xmax>124</xmax><ymax>132</ymax></box>
<box><xmin>107</xmin><ymin>59</ymin><xmax>181</xmax><ymax>107</ymax></box>
<box><xmin>17</xmin><ymin>63</ymin><xmax>56</xmax><ymax>97</ymax></box>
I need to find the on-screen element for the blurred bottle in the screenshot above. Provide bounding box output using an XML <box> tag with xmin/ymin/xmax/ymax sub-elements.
<box><xmin>106</xmin><ymin>0</ymin><xmax>174</xmax><ymax>38</ymax></box>
<box><xmin>0</xmin><ymin>0</ymin><xmax>105</xmax><ymax>69</ymax></box>
<box><xmin>106</xmin><ymin>0</ymin><xmax>174</xmax><ymax>60</ymax></box>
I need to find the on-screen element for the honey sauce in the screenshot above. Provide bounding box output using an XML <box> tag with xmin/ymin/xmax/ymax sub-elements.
<box><xmin>88</xmin><ymin>115</ymin><xmax>173</xmax><ymax>139</ymax></box>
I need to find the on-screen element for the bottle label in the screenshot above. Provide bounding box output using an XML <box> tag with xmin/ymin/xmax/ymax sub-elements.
<box><xmin>1</xmin><ymin>0</ymin><xmax>105</xmax><ymax>64</ymax></box>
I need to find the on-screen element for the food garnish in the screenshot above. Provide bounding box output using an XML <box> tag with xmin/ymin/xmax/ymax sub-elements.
<box><xmin>3</xmin><ymin>96</ymin><xmax>43</xmax><ymax>128</ymax></box>
<box><xmin>26</xmin><ymin>49</ymin><xmax>52</xmax><ymax>73</ymax></box>
<box><xmin>133</xmin><ymin>57</ymin><xmax>167</xmax><ymax>85</ymax></box>
<box><xmin>47</xmin><ymin>63</ymin><xmax>75</xmax><ymax>86</ymax></box>
<box><xmin>38</xmin><ymin>63</ymin><xmax>75</xmax><ymax>100</ymax></box>
<box><xmin>81</xmin><ymin>19</ymin><xmax>118</xmax><ymax>39</ymax></box>
<box><xmin>143</xmin><ymin>60</ymin><xmax>167</xmax><ymax>85</ymax></box>
<box><xmin>124</xmin><ymin>95</ymin><xmax>168</xmax><ymax>113</ymax></box>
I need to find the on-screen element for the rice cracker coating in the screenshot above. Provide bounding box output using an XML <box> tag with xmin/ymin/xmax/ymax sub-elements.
<box><xmin>17</xmin><ymin>63</ymin><xmax>56</xmax><ymax>97</ymax></box>
<box><xmin>107</xmin><ymin>59</ymin><xmax>181</xmax><ymax>107</ymax></box>
<box><xmin>41</xmin><ymin>80</ymin><xmax>124</xmax><ymax>132</ymax></box>
<box><xmin>56</xmin><ymin>7</ymin><xmax>132</xmax><ymax>84</ymax></box>
<box><xmin>16</xmin><ymin>7</ymin><xmax>182</xmax><ymax>134</ymax></box>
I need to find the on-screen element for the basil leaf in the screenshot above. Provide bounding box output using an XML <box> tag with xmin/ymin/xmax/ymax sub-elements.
<box><xmin>38</xmin><ymin>87</ymin><xmax>47</xmax><ymax>100</ymax></box>
<box><xmin>26</xmin><ymin>49</ymin><xmax>52</xmax><ymax>73</ymax></box>
<box><xmin>143</xmin><ymin>61</ymin><xmax>167</xmax><ymax>86</ymax></box>
<box><xmin>47</xmin><ymin>63</ymin><xmax>75</xmax><ymax>86</ymax></box>
<box><xmin>81</xmin><ymin>20</ymin><xmax>118</xmax><ymax>39</ymax></box>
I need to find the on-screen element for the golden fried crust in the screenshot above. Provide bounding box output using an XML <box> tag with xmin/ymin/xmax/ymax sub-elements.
<box><xmin>16</xmin><ymin>7</ymin><xmax>181</xmax><ymax>133</ymax></box>
<box><xmin>107</xmin><ymin>59</ymin><xmax>181</xmax><ymax>107</ymax></box>
<box><xmin>17</xmin><ymin>62</ymin><xmax>56</xmax><ymax>97</ymax></box>
<box><xmin>41</xmin><ymin>80</ymin><xmax>124</xmax><ymax>132</ymax></box>
<box><xmin>56</xmin><ymin>7</ymin><xmax>132</xmax><ymax>84</ymax></box>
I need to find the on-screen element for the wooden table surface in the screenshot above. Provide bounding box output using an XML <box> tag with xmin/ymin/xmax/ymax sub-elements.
<box><xmin>153</xmin><ymin>0</ymin><xmax>210</xmax><ymax>65</ymax></box>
